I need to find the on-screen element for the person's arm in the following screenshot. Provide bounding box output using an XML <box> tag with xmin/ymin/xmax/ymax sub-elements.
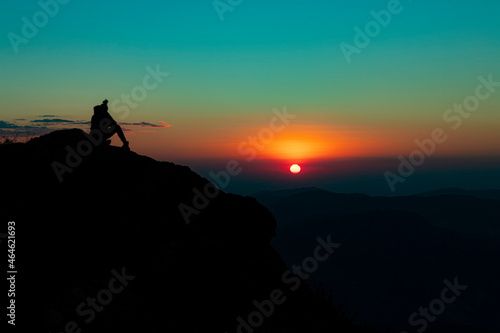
<box><xmin>105</xmin><ymin>111</ymin><xmax>118</xmax><ymax>126</ymax></box>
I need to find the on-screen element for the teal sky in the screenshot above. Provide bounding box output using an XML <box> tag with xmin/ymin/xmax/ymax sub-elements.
<box><xmin>2</xmin><ymin>0</ymin><xmax>499</xmax><ymax>118</ymax></box>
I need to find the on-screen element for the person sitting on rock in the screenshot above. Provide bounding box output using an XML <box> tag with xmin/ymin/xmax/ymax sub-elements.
<box><xmin>91</xmin><ymin>99</ymin><xmax>130</xmax><ymax>149</ymax></box>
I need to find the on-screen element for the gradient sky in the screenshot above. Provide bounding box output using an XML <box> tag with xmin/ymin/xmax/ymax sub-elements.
<box><xmin>1</xmin><ymin>0</ymin><xmax>499</xmax><ymax>195</ymax></box>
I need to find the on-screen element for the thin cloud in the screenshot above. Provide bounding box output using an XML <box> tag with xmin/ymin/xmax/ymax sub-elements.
<box><xmin>72</xmin><ymin>121</ymin><xmax>91</xmax><ymax>125</ymax></box>
<box><xmin>120</xmin><ymin>121</ymin><xmax>171</xmax><ymax>128</ymax></box>
<box><xmin>31</xmin><ymin>119</ymin><xmax>74</xmax><ymax>123</ymax></box>
<box><xmin>0</xmin><ymin>125</ymin><xmax>52</xmax><ymax>137</ymax></box>
<box><xmin>0</xmin><ymin>121</ymin><xmax>22</xmax><ymax>129</ymax></box>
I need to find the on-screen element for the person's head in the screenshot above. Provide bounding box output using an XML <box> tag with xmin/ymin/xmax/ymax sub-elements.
<box><xmin>102</xmin><ymin>99</ymin><xmax>109</xmax><ymax>105</ymax></box>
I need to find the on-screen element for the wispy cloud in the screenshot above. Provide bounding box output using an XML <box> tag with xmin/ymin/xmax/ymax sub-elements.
<box><xmin>1</xmin><ymin>118</ymin><xmax>81</xmax><ymax>137</ymax></box>
<box><xmin>0</xmin><ymin>121</ymin><xmax>22</xmax><ymax>129</ymax></box>
<box><xmin>121</xmin><ymin>121</ymin><xmax>171</xmax><ymax>128</ymax></box>
<box><xmin>0</xmin><ymin>121</ymin><xmax>52</xmax><ymax>137</ymax></box>
<box><xmin>31</xmin><ymin>118</ymin><xmax>74</xmax><ymax>123</ymax></box>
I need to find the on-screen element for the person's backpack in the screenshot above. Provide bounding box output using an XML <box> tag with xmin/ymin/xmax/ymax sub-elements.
<box><xmin>91</xmin><ymin>105</ymin><xmax>103</xmax><ymax>129</ymax></box>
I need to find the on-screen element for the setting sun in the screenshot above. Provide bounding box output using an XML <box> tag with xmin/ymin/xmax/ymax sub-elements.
<box><xmin>290</xmin><ymin>164</ymin><xmax>301</xmax><ymax>174</ymax></box>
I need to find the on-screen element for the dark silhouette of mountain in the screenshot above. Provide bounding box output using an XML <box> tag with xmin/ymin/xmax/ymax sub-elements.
<box><xmin>251</xmin><ymin>187</ymin><xmax>327</xmax><ymax>206</ymax></box>
<box><xmin>253</xmin><ymin>188</ymin><xmax>500</xmax><ymax>236</ymax></box>
<box><xmin>417</xmin><ymin>188</ymin><xmax>500</xmax><ymax>201</ymax></box>
<box><xmin>252</xmin><ymin>188</ymin><xmax>500</xmax><ymax>333</ymax></box>
<box><xmin>0</xmin><ymin>130</ymin><xmax>379</xmax><ymax>333</ymax></box>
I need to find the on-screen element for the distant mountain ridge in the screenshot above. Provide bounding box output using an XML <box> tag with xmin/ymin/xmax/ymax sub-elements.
<box><xmin>251</xmin><ymin>187</ymin><xmax>500</xmax><ymax>332</ymax></box>
<box><xmin>417</xmin><ymin>188</ymin><xmax>500</xmax><ymax>201</ymax></box>
<box><xmin>253</xmin><ymin>187</ymin><xmax>500</xmax><ymax>236</ymax></box>
<box><xmin>253</xmin><ymin>186</ymin><xmax>500</xmax><ymax>204</ymax></box>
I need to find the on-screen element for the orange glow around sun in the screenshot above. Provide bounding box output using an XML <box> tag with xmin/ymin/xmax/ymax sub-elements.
<box><xmin>264</xmin><ymin>137</ymin><xmax>334</xmax><ymax>160</ymax></box>
<box><xmin>259</xmin><ymin>125</ymin><xmax>414</xmax><ymax>162</ymax></box>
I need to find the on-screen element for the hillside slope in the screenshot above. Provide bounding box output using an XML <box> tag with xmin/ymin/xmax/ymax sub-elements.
<box><xmin>0</xmin><ymin>130</ymin><xmax>377</xmax><ymax>332</ymax></box>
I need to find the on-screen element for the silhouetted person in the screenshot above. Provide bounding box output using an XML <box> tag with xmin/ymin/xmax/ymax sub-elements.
<box><xmin>91</xmin><ymin>99</ymin><xmax>129</xmax><ymax>149</ymax></box>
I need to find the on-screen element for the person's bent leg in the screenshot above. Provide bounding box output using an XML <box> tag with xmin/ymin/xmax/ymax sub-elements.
<box><xmin>115</xmin><ymin>125</ymin><xmax>127</xmax><ymax>143</ymax></box>
<box><xmin>92</xmin><ymin>127</ymin><xmax>113</xmax><ymax>146</ymax></box>
<box><xmin>102</xmin><ymin>130</ymin><xmax>114</xmax><ymax>141</ymax></box>
<box><xmin>115</xmin><ymin>125</ymin><xmax>130</xmax><ymax>149</ymax></box>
